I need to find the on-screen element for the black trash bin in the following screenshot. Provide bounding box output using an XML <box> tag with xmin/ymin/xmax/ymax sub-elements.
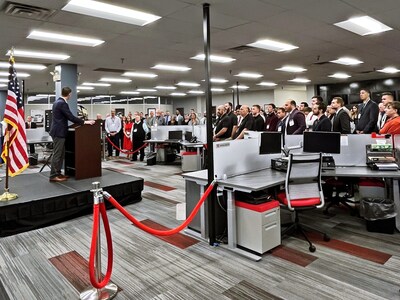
<box><xmin>146</xmin><ymin>152</ymin><xmax>156</xmax><ymax>166</ymax></box>
<box><xmin>360</xmin><ymin>198</ymin><xmax>397</xmax><ymax>234</ymax></box>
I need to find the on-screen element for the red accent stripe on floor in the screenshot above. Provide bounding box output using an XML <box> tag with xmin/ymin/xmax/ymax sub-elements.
<box><xmin>307</xmin><ymin>232</ymin><xmax>391</xmax><ymax>264</ymax></box>
<box><xmin>139</xmin><ymin>219</ymin><xmax>199</xmax><ymax>249</ymax></box>
<box><xmin>49</xmin><ymin>251</ymin><xmax>121</xmax><ymax>292</ymax></box>
<box><xmin>270</xmin><ymin>245</ymin><xmax>318</xmax><ymax>267</ymax></box>
<box><xmin>144</xmin><ymin>181</ymin><xmax>176</xmax><ymax>191</ymax></box>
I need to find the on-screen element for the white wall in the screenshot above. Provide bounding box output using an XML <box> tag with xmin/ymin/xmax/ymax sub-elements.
<box><xmin>274</xmin><ymin>86</ymin><xmax>308</xmax><ymax>107</ymax></box>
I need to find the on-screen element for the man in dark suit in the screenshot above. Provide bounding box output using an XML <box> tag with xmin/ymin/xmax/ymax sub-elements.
<box><xmin>355</xmin><ymin>89</ymin><xmax>379</xmax><ymax>134</ymax></box>
<box><xmin>283</xmin><ymin>99</ymin><xmax>306</xmax><ymax>134</ymax></box>
<box><xmin>26</xmin><ymin>116</ymin><xmax>37</xmax><ymax>154</ymax></box>
<box><xmin>331</xmin><ymin>97</ymin><xmax>351</xmax><ymax>134</ymax></box>
<box><xmin>49</xmin><ymin>87</ymin><xmax>95</xmax><ymax>182</ymax></box>
<box><xmin>312</xmin><ymin>102</ymin><xmax>332</xmax><ymax>131</ymax></box>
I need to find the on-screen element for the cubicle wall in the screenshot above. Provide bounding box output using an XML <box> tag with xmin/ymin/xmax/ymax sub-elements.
<box><xmin>151</xmin><ymin>125</ymin><xmax>206</xmax><ymax>142</ymax></box>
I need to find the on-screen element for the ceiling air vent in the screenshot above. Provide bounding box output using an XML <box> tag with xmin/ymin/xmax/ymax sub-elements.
<box><xmin>227</xmin><ymin>45</ymin><xmax>255</xmax><ymax>52</ymax></box>
<box><xmin>312</xmin><ymin>61</ymin><xmax>331</xmax><ymax>65</ymax></box>
<box><xmin>3</xmin><ymin>1</ymin><xmax>56</xmax><ymax>21</ymax></box>
<box><xmin>93</xmin><ymin>68</ymin><xmax>126</xmax><ymax>73</ymax></box>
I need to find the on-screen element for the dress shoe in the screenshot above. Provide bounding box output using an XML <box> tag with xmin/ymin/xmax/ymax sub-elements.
<box><xmin>60</xmin><ymin>174</ymin><xmax>70</xmax><ymax>179</ymax></box>
<box><xmin>49</xmin><ymin>176</ymin><xmax>67</xmax><ymax>182</ymax></box>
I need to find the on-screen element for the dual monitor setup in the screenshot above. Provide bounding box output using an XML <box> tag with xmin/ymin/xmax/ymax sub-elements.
<box><xmin>167</xmin><ymin>130</ymin><xmax>193</xmax><ymax>142</ymax></box>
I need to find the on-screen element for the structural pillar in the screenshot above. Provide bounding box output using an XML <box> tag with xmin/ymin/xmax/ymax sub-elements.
<box><xmin>55</xmin><ymin>64</ymin><xmax>78</xmax><ymax>116</ymax></box>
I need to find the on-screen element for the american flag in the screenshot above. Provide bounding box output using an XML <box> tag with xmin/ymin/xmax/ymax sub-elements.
<box><xmin>1</xmin><ymin>57</ymin><xmax>29</xmax><ymax>176</ymax></box>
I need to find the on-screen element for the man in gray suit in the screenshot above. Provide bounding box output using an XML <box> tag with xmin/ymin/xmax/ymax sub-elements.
<box><xmin>355</xmin><ymin>89</ymin><xmax>378</xmax><ymax>134</ymax></box>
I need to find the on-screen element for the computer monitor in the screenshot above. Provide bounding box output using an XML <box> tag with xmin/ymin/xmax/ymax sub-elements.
<box><xmin>259</xmin><ymin>132</ymin><xmax>282</xmax><ymax>154</ymax></box>
<box><xmin>303</xmin><ymin>131</ymin><xmax>341</xmax><ymax>154</ymax></box>
<box><xmin>168</xmin><ymin>130</ymin><xmax>182</xmax><ymax>140</ymax></box>
<box><xmin>185</xmin><ymin>131</ymin><xmax>193</xmax><ymax>141</ymax></box>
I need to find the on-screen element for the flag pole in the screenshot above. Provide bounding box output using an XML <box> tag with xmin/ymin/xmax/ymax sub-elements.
<box><xmin>0</xmin><ymin>125</ymin><xmax>17</xmax><ymax>201</ymax></box>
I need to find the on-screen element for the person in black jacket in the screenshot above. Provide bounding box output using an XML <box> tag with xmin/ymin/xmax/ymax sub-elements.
<box><xmin>26</xmin><ymin>116</ymin><xmax>37</xmax><ymax>154</ymax></box>
<box><xmin>331</xmin><ymin>97</ymin><xmax>351</xmax><ymax>134</ymax></box>
<box><xmin>251</xmin><ymin>104</ymin><xmax>265</xmax><ymax>131</ymax></box>
<box><xmin>355</xmin><ymin>89</ymin><xmax>379</xmax><ymax>134</ymax></box>
<box><xmin>312</xmin><ymin>102</ymin><xmax>332</xmax><ymax>131</ymax></box>
<box><xmin>131</xmin><ymin>112</ymin><xmax>149</xmax><ymax>161</ymax></box>
<box><xmin>49</xmin><ymin>87</ymin><xmax>94</xmax><ymax>182</ymax></box>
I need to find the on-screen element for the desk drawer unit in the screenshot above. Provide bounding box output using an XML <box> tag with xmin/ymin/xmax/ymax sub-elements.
<box><xmin>235</xmin><ymin>200</ymin><xmax>281</xmax><ymax>254</ymax></box>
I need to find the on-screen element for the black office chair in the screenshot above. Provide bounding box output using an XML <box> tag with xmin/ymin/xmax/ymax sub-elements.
<box><xmin>277</xmin><ymin>153</ymin><xmax>330</xmax><ymax>252</ymax></box>
<box><xmin>323</xmin><ymin>177</ymin><xmax>357</xmax><ymax>216</ymax></box>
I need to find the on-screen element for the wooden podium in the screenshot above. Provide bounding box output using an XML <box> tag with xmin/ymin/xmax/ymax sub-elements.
<box><xmin>65</xmin><ymin>120</ymin><xmax>102</xmax><ymax>179</ymax></box>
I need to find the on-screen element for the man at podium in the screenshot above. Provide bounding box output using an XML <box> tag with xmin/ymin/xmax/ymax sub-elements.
<box><xmin>49</xmin><ymin>87</ymin><xmax>95</xmax><ymax>182</ymax></box>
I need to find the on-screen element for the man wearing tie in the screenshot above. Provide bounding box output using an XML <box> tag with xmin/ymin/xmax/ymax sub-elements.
<box><xmin>377</xmin><ymin>92</ymin><xmax>394</xmax><ymax>130</ymax></box>
<box><xmin>25</xmin><ymin>115</ymin><xmax>37</xmax><ymax>154</ymax></box>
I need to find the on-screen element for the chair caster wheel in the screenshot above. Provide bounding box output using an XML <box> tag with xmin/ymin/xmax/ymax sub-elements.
<box><xmin>309</xmin><ymin>245</ymin><xmax>316</xmax><ymax>252</ymax></box>
<box><xmin>323</xmin><ymin>210</ymin><xmax>329</xmax><ymax>215</ymax></box>
<box><xmin>323</xmin><ymin>234</ymin><xmax>330</xmax><ymax>242</ymax></box>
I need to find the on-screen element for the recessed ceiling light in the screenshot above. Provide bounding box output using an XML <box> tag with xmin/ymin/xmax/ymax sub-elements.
<box><xmin>230</xmin><ymin>85</ymin><xmax>249</xmax><ymax>89</ymax></box>
<box><xmin>201</xmin><ymin>78</ymin><xmax>228</xmax><ymax>83</ymax></box>
<box><xmin>82</xmin><ymin>82</ymin><xmax>110</xmax><ymax>86</ymax></box>
<box><xmin>257</xmin><ymin>81</ymin><xmax>277</xmax><ymax>86</ymax></box>
<box><xmin>211</xmin><ymin>88</ymin><xmax>225</xmax><ymax>92</ymax></box>
<box><xmin>152</xmin><ymin>64</ymin><xmax>191</xmax><ymax>72</ymax></box>
<box><xmin>27</xmin><ymin>30</ymin><xmax>104</xmax><ymax>47</ymax></box>
<box><xmin>0</xmin><ymin>79</ymin><xmax>8</xmax><ymax>83</ymax></box>
<box><xmin>77</xmin><ymin>86</ymin><xmax>94</xmax><ymax>90</ymax></box>
<box><xmin>0</xmin><ymin>84</ymin><xmax>6</xmax><ymax>87</ymax></box>
<box><xmin>62</xmin><ymin>0</ymin><xmax>161</xmax><ymax>26</ymax></box>
<box><xmin>6</xmin><ymin>49</ymin><xmax>70</xmax><ymax>60</ymax></box>
<box><xmin>190</xmin><ymin>54</ymin><xmax>236</xmax><ymax>63</ymax></box>
<box><xmin>188</xmin><ymin>90</ymin><xmax>204</xmax><ymax>94</ymax></box>
<box><xmin>247</xmin><ymin>38</ymin><xmax>298</xmax><ymax>52</ymax></box>
<box><xmin>122</xmin><ymin>71</ymin><xmax>157</xmax><ymax>78</ymax></box>
<box><xmin>334</xmin><ymin>16</ymin><xmax>392</xmax><ymax>36</ymax></box>
<box><xmin>288</xmin><ymin>78</ymin><xmax>311</xmax><ymax>83</ymax></box>
<box><xmin>276</xmin><ymin>66</ymin><xmax>307</xmax><ymax>73</ymax></box>
<box><xmin>176</xmin><ymin>82</ymin><xmax>200</xmax><ymax>87</ymax></box>
<box><xmin>170</xmin><ymin>92</ymin><xmax>186</xmax><ymax>96</ymax></box>
<box><xmin>155</xmin><ymin>86</ymin><xmax>176</xmax><ymax>90</ymax></box>
<box><xmin>328</xmin><ymin>73</ymin><xmax>351</xmax><ymax>79</ymax></box>
<box><xmin>234</xmin><ymin>72</ymin><xmax>263</xmax><ymax>79</ymax></box>
<box><xmin>0</xmin><ymin>61</ymin><xmax>46</xmax><ymax>70</ymax></box>
<box><xmin>330</xmin><ymin>57</ymin><xmax>363</xmax><ymax>65</ymax></box>
<box><xmin>120</xmin><ymin>91</ymin><xmax>140</xmax><ymax>94</ymax></box>
<box><xmin>377</xmin><ymin>67</ymin><xmax>400</xmax><ymax>74</ymax></box>
<box><xmin>137</xmin><ymin>88</ymin><xmax>157</xmax><ymax>92</ymax></box>
<box><xmin>99</xmin><ymin>77</ymin><xmax>132</xmax><ymax>83</ymax></box>
<box><xmin>0</xmin><ymin>71</ymin><xmax>30</xmax><ymax>77</ymax></box>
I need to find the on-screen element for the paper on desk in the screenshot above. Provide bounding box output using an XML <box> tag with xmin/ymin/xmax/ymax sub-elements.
<box><xmin>341</xmin><ymin>136</ymin><xmax>349</xmax><ymax>146</ymax></box>
<box><xmin>176</xmin><ymin>203</ymin><xmax>186</xmax><ymax>220</ymax></box>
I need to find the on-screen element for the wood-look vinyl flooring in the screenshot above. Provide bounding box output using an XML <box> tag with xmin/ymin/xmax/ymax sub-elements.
<box><xmin>0</xmin><ymin>151</ymin><xmax>399</xmax><ymax>299</ymax></box>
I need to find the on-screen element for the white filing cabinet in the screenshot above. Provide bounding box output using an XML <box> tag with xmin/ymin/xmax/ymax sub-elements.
<box><xmin>236</xmin><ymin>200</ymin><xmax>281</xmax><ymax>254</ymax></box>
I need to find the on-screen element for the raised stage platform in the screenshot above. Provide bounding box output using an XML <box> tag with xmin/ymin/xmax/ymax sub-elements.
<box><xmin>0</xmin><ymin>169</ymin><xmax>143</xmax><ymax>236</ymax></box>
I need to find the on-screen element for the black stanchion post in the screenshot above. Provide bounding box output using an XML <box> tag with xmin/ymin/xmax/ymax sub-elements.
<box><xmin>236</xmin><ymin>81</ymin><xmax>240</xmax><ymax>105</ymax></box>
<box><xmin>203</xmin><ymin>3</ymin><xmax>216</xmax><ymax>246</ymax></box>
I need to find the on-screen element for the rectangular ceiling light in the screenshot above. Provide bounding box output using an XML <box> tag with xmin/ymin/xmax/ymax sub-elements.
<box><xmin>120</xmin><ymin>91</ymin><xmax>140</xmax><ymax>94</ymax></box>
<box><xmin>170</xmin><ymin>92</ymin><xmax>186</xmax><ymax>96</ymax></box>
<box><xmin>188</xmin><ymin>90</ymin><xmax>204</xmax><ymax>94</ymax></box>
<box><xmin>0</xmin><ymin>79</ymin><xmax>8</xmax><ymax>83</ymax></box>
<box><xmin>0</xmin><ymin>71</ymin><xmax>30</xmax><ymax>77</ymax></box>
<box><xmin>334</xmin><ymin>16</ymin><xmax>392</xmax><ymax>36</ymax></box>
<box><xmin>330</xmin><ymin>57</ymin><xmax>363</xmax><ymax>65</ymax></box>
<box><xmin>99</xmin><ymin>77</ymin><xmax>132</xmax><ymax>83</ymax></box>
<box><xmin>210</xmin><ymin>78</ymin><xmax>228</xmax><ymax>83</ymax></box>
<box><xmin>6</xmin><ymin>49</ymin><xmax>70</xmax><ymax>60</ymax></box>
<box><xmin>211</xmin><ymin>88</ymin><xmax>225</xmax><ymax>92</ymax></box>
<box><xmin>191</xmin><ymin>54</ymin><xmax>236</xmax><ymax>63</ymax></box>
<box><xmin>234</xmin><ymin>72</ymin><xmax>263</xmax><ymax>78</ymax></box>
<box><xmin>288</xmin><ymin>78</ymin><xmax>311</xmax><ymax>83</ymax></box>
<box><xmin>328</xmin><ymin>73</ymin><xmax>351</xmax><ymax>79</ymax></box>
<box><xmin>176</xmin><ymin>82</ymin><xmax>200</xmax><ymax>87</ymax></box>
<box><xmin>0</xmin><ymin>61</ymin><xmax>46</xmax><ymax>70</ymax></box>
<box><xmin>123</xmin><ymin>71</ymin><xmax>157</xmax><ymax>78</ymax></box>
<box><xmin>257</xmin><ymin>81</ymin><xmax>277</xmax><ymax>86</ymax></box>
<box><xmin>0</xmin><ymin>84</ymin><xmax>6</xmax><ymax>87</ymax></box>
<box><xmin>27</xmin><ymin>30</ymin><xmax>104</xmax><ymax>47</ymax></box>
<box><xmin>152</xmin><ymin>64</ymin><xmax>191</xmax><ymax>72</ymax></box>
<box><xmin>377</xmin><ymin>67</ymin><xmax>400</xmax><ymax>74</ymax></box>
<box><xmin>155</xmin><ymin>86</ymin><xmax>176</xmax><ymax>90</ymax></box>
<box><xmin>77</xmin><ymin>86</ymin><xmax>95</xmax><ymax>90</ymax></box>
<box><xmin>82</xmin><ymin>82</ymin><xmax>110</xmax><ymax>86</ymax></box>
<box><xmin>137</xmin><ymin>88</ymin><xmax>156</xmax><ymax>92</ymax></box>
<box><xmin>247</xmin><ymin>39</ymin><xmax>298</xmax><ymax>52</ymax></box>
<box><xmin>276</xmin><ymin>66</ymin><xmax>307</xmax><ymax>72</ymax></box>
<box><xmin>63</xmin><ymin>0</ymin><xmax>161</xmax><ymax>26</ymax></box>
<box><xmin>230</xmin><ymin>85</ymin><xmax>249</xmax><ymax>89</ymax></box>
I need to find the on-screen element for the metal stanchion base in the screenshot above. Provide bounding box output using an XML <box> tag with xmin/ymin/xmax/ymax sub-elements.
<box><xmin>0</xmin><ymin>191</ymin><xmax>18</xmax><ymax>201</ymax></box>
<box><xmin>80</xmin><ymin>284</ymin><xmax>118</xmax><ymax>300</ymax></box>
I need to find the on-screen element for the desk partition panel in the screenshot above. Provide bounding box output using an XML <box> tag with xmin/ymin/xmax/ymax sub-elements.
<box><xmin>151</xmin><ymin>125</ymin><xmax>206</xmax><ymax>143</ymax></box>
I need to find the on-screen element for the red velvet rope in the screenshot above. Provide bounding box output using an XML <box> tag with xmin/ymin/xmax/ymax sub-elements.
<box><xmin>105</xmin><ymin>181</ymin><xmax>215</xmax><ymax>236</ymax></box>
<box><xmin>89</xmin><ymin>203</ymin><xmax>114</xmax><ymax>289</ymax></box>
<box><xmin>106</xmin><ymin>136</ymin><xmax>147</xmax><ymax>154</ymax></box>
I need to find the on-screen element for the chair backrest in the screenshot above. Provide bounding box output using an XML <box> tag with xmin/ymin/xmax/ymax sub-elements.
<box><xmin>285</xmin><ymin>153</ymin><xmax>324</xmax><ymax>210</ymax></box>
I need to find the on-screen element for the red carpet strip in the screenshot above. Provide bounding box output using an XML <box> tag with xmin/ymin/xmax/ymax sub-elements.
<box><xmin>139</xmin><ymin>219</ymin><xmax>199</xmax><ymax>249</ymax></box>
<box><xmin>49</xmin><ymin>251</ymin><xmax>121</xmax><ymax>292</ymax></box>
<box><xmin>306</xmin><ymin>232</ymin><xmax>391</xmax><ymax>264</ymax></box>
<box><xmin>223</xmin><ymin>280</ymin><xmax>283</xmax><ymax>300</ymax></box>
<box><xmin>270</xmin><ymin>245</ymin><xmax>318</xmax><ymax>267</ymax></box>
<box><xmin>144</xmin><ymin>181</ymin><xmax>176</xmax><ymax>191</ymax></box>
<box><xmin>113</xmin><ymin>160</ymin><xmax>134</xmax><ymax>165</ymax></box>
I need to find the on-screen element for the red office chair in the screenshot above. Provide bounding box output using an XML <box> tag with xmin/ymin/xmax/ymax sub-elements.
<box><xmin>277</xmin><ymin>153</ymin><xmax>330</xmax><ymax>252</ymax></box>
